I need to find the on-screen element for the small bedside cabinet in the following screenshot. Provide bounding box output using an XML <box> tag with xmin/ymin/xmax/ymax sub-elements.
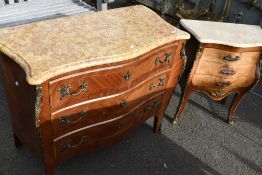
<box><xmin>173</xmin><ymin>19</ymin><xmax>262</xmax><ymax>124</ymax></box>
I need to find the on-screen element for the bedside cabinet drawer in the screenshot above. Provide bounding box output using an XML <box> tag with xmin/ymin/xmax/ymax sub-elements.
<box><xmin>51</xmin><ymin>72</ymin><xmax>169</xmax><ymax>137</ymax></box>
<box><xmin>192</xmin><ymin>75</ymin><xmax>255</xmax><ymax>91</ymax></box>
<box><xmin>49</xmin><ymin>45</ymin><xmax>177</xmax><ymax>111</ymax></box>
<box><xmin>52</xmin><ymin>94</ymin><xmax>164</xmax><ymax>161</ymax></box>
<box><xmin>195</xmin><ymin>61</ymin><xmax>256</xmax><ymax>78</ymax></box>
<box><xmin>201</xmin><ymin>48</ymin><xmax>260</xmax><ymax>65</ymax></box>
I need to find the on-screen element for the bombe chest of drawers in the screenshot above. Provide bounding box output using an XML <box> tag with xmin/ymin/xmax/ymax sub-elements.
<box><xmin>0</xmin><ymin>6</ymin><xmax>190</xmax><ymax>175</ymax></box>
<box><xmin>173</xmin><ymin>19</ymin><xmax>262</xmax><ymax>124</ymax></box>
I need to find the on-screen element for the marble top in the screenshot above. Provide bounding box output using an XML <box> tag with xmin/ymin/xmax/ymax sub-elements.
<box><xmin>180</xmin><ymin>19</ymin><xmax>262</xmax><ymax>48</ymax></box>
<box><xmin>0</xmin><ymin>5</ymin><xmax>190</xmax><ymax>85</ymax></box>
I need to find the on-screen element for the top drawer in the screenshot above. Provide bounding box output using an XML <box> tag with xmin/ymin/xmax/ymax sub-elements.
<box><xmin>201</xmin><ymin>48</ymin><xmax>260</xmax><ymax>65</ymax></box>
<box><xmin>49</xmin><ymin>44</ymin><xmax>177</xmax><ymax>111</ymax></box>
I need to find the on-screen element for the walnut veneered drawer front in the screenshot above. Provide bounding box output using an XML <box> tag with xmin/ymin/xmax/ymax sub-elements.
<box><xmin>53</xmin><ymin>94</ymin><xmax>164</xmax><ymax>161</ymax></box>
<box><xmin>51</xmin><ymin>72</ymin><xmax>169</xmax><ymax>137</ymax></box>
<box><xmin>195</xmin><ymin>60</ymin><xmax>256</xmax><ymax>79</ymax></box>
<box><xmin>49</xmin><ymin>44</ymin><xmax>176</xmax><ymax>111</ymax></box>
<box><xmin>201</xmin><ymin>48</ymin><xmax>261</xmax><ymax>65</ymax></box>
<box><xmin>192</xmin><ymin>75</ymin><xmax>255</xmax><ymax>90</ymax></box>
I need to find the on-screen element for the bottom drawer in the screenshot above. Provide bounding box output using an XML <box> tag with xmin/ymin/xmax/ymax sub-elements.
<box><xmin>192</xmin><ymin>74</ymin><xmax>255</xmax><ymax>90</ymax></box>
<box><xmin>52</xmin><ymin>94</ymin><xmax>164</xmax><ymax>161</ymax></box>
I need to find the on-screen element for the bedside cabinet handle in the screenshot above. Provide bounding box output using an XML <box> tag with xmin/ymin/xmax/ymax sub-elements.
<box><xmin>60</xmin><ymin>136</ymin><xmax>88</xmax><ymax>151</ymax></box>
<box><xmin>210</xmin><ymin>90</ymin><xmax>225</xmax><ymax>97</ymax></box>
<box><xmin>144</xmin><ymin>101</ymin><xmax>160</xmax><ymax>113</ymax></box>
<box><xmin>60</xmin><ymin>110</ymin><xmax>87</xmax><ymax>127</ymax></box>
<box><xmin>215</xmin><ymin>82</ymin><xmax>231</xmax><ymax>87</ymax></box>
<box><xmin>58</xmin><ymin>81</ymin><xmax>88</xmax><ymax>100</ymax></box>
<box><xmin>219</xmin><ymin>68</ymin><xmax>236</xmax><ymax>75</ymax></box>
<box><xmin>149</xmin><ymin>77</ymin><xmax>166</xmax><ymax>91</ymax></box>
<box><xmin>155</xmin><ymin>53</ymin><xmax>171</xmax><ymax>64</ymax></box>
<box><xmin>223</xmin><ymin>55</ymin><xmax>240</xmax><ymax>61</ymax></box>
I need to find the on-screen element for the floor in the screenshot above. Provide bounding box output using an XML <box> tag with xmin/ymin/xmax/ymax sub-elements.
<box><xmin>0</xmin><ymin>2</ymin><xmax>262</xmax><ymax>175</ymax></box>
<box><xmin>0</xmin><ymin>77</ymin><xmax>261</xmax><ymax>175</ymax></box>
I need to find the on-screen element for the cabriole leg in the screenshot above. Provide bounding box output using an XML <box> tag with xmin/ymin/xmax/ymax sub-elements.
<box><xmin>228</xmin><ymin>92</ymin><xmax>245</xmax><ymax>125</ymax></box>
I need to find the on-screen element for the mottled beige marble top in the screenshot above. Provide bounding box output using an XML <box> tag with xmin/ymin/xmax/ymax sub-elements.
<box><xmin>0</xmin><ymin>5</ymin><xmax>190</xmax><ymax>85</ymax></box>
<box><xmin>181</xmin><ymin>19</ymin><xmax>262</xmax><ymax>48</ymax></box>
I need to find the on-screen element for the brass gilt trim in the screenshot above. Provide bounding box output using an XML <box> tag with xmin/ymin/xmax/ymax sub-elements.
<box><xmin>180</xmin><ymin>44</ymin><xmax>187</xmax><ymax>71</ymax></box>
<box><xmin>35</xmin><ymin>86</ymin><xmax>42</xmax><ymax>129</ymax></box>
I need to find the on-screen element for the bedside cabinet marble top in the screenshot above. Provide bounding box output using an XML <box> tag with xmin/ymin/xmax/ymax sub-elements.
<box><xmin>0</xmin><ymin>5</ymin><xmax>189</xmax><ymax>85</ymax></box>
<box><xmin>180</xmin><ymin>19</ymin><xmax>262</xmax><ymax>48</ymax></box>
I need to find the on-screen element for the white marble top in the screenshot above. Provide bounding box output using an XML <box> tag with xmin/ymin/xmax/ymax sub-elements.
<box><xmin>180</xmin><ymin>19</ymin><xmax>262</xmax><ymax>48</ymax></box>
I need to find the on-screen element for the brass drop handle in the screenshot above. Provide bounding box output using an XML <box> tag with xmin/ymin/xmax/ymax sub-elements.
<box><xmin>155</xmin><ymin>53</ymin><xmax>171</xmax><ymax>64</ymax></box>
<box><xmin>215</xmin><ymin>82</ymin><xmax>231</xmax><ymax>87</ymax></box>
<box><xmin>144</xmin><ymin>101</ymin><xmax>160</xmax><ymax>113</ymax></box>
<box><xmin>219</xmin><ymin>68</ymin><xmax>236</xmax><ymax>75</ymax></box>
<box><xmin>149</xmin><ymin>77</ymin><xmax>166</xmax><ymax>91</ymax></box>
<box><xmin>210</xmin><ymin>90</ymin><xmax>225</xmax><ymax>97</ymax></box>
<box><xmin>58</xmin><ymin>81</ymin><xmax>88</xmax><ymax>100</ymax></box>
<box><xmin>60</xmin><ymin>110</ymin><xmax>87</xmax><ymax>127</ymax></box>
<box><xmin>223</xmin><ymin>55</ymin><xmax>240</xmax><ymax>61</ymax></box>
<box><xmin>60</xmin><ymin>136</ymin><xmax>88</xmax><ymax>151</ymax></box>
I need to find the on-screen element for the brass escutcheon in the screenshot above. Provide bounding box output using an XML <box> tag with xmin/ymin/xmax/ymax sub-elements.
<box><xmin>124</xmin><ymin>71</ymin><xmax>132</xmax><ymax>80</ymax></box>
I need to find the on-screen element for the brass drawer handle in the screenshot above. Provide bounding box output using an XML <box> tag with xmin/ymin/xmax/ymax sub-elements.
<box><xmin>215</xmin><ymin>82</ymin><xmax>231</xmax><ymax>87</ymax></box>
<box><xmin>120</xmin><ymin>99</ymin><xmax>128</xmax><ymax>107</ymax></box>
<box><xmin>219</xmin><ymin>68</ymin><xmax>236</xmax><ymax>75</ymax></box>
<box><xmin>144</xmin><ymin>101</ymin><xmax>160</xmax><ymax>113</ymax></box>
<box><xmin>210</xmin><ymin>90</ymin><xmax>225</xmax><ymax>97</ymax></box>
<box><xmin>124</xmin><ymin>71</ymin><xmax>132</xmax><ymax>80</ymax></box>
<box><xmin>60</xmin><ymin>110</ymin><xmax>87</xmax><ymax>127</ymax></box>
<box><xmin>155</xmin><ymin>53</ymin><xmax>171</xmax><ymax>64</ymax></box>
<box><xmin>58</xmin><ymin>81</ymin><xmax>88</xmax><ymax>100</ymax></box>
<box><xmin>149</xmin><ymin>77</ymin><xmax>166</xmax><ymax>91</ymax></box>
<box><xmin>223</xmin><ymin>55</ymin><xmax>240</xmax><ymax>61</ymax></box>
<box><xmin>60</xmin><ymin>136</ymin><xmax>88</xmax><ymax>151</ymax></box>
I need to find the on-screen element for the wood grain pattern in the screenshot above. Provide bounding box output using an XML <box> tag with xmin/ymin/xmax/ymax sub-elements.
<box><xmin>49</xmin><ymin>44</ymin><xmax>176</xmax><ymax>112</ymax></box>
<box><xmin>0</xmin><ymin>40</ymin><xmax>185</xmax><ymax>175</ymax></box>
<box><xmin>51</xmin><ymin>71</ymin><xmax>170</xmax><ymax>137</ymax></box>
<box><xmin>195</xmin><ymin>60</ymin><xmax>256</xmax><ymax>78</ymax></box>
<box><xmin>201</xmin><ymin>48</ymin><xmax>260</xmax><ymax>65</ymax></box>
<box><xmin>173</xmin><ymin>37</ymin><xmax>262</xmax><ymax>125</ymax></box>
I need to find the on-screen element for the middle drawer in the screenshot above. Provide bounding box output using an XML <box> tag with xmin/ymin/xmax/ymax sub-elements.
<box><xmin>51</xmin><ymin>71</ymin><xmax>170</xmax><ymax>138</ymax></box>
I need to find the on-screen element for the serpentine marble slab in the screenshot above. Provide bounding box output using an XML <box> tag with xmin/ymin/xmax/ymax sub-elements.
<box><xmin>180</xmin><ymin>19</ymin><xmax>262</xmax><ymax>48</ymax></box>
<box><xmin>0</xmin><ymin>5</ymin><xmax>190</xmax><ymax>85</ymax></box>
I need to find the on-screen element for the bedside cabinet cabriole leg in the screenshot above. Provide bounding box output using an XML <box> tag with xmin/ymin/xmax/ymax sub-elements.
<box><xmin>228</xmin><ymin>62</ymin><xmax>261</xmax><ymax>125</ymax></box>
<box><xmin>228</xmin><ymin>92</ymin><xmax>245</xmax><ymax>125</ymax></box>
<box><xmin>172</xmin><ymin>86</ymin><xmax>193</xmax><ymax>124</ymax></box>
